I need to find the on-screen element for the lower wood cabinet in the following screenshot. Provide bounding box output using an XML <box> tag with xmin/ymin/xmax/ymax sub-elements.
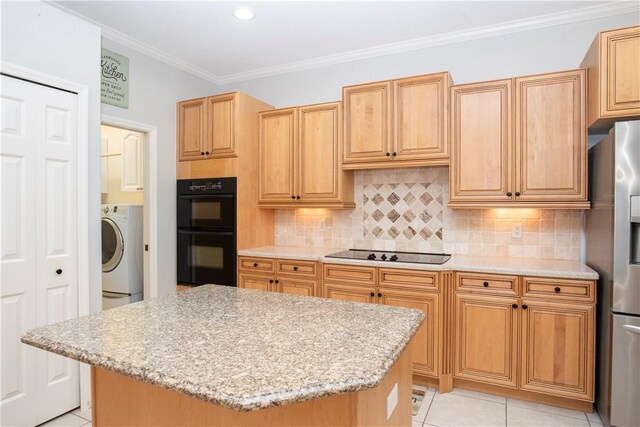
<box><xmin>453</xmin><ymin>294</ymin><xmax>519</xmax><ymax>388</ymax></box>
<box><xmin>519</xmin><ymin>299</ymin><xmax>594</xmax><ymax>400</ymax></box>
<box><xmin>323</xmin><ymin>282</ymin><xmax>376</xmax><ymax>304</ymax></box>
<box><xmin>238</xmin><ymin>256</ymin><xmax>318</xmax><ymax>296</ymax></box>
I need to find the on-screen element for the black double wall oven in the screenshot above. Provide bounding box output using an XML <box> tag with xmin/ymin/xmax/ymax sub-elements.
<box><xmin>177</xmin><ymin>178</ymin><xmax>237</xmax><ymax>287</ymax></box>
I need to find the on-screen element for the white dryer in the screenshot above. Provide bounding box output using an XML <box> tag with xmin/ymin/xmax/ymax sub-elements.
<box><xmin>101</xmin><ymin>204</ymin><xmax>143</xmax><ymax>310</ymax></box>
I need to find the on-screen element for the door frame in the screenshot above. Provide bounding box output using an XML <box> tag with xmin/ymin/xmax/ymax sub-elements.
<box><xmin>1</xmin><ymin>62</ymin><xmax>92</xmax><ymax>411</ymax></box>
<box><xmin>101</xmin><ymin>115</ymin><xmax>159</xmax><ymax>301</ymax></box>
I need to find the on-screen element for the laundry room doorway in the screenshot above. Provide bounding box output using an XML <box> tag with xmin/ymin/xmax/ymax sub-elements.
<box><xmin>100</xmin><ymin>116</ymin><xmax>158</xmax><ymax>306</ymax></box>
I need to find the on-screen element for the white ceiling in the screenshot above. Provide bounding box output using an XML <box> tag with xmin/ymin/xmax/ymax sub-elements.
<box><xmin>53</xmin><ymin>1</ymin><xmax>635</xmax><ymax>84</ymax></box>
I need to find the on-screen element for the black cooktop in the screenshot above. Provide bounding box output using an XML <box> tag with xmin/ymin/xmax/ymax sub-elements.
<box><xmin>325</xmin><ymin>249</ymin><xmax>451</xmax><ymax>265</ymax></box>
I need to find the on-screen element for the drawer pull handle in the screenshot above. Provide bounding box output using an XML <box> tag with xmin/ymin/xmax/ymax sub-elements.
<box><xmin>512</xmin><ymin>303</ymin><xmax>519</xmax><ymax>309</ymax></box>
<box><xmin>293</xmin><ymin>266</ymin><xmax>298</xmax><ymax>271</ymax></box>
<box><xmin>522</xmin><ymin>304</ymin><xmax>528</xmax><ymax>310</ymax></box>
<box><xmin>554</xmin><ymin>287</ymin><xmax>561</xmax><ymax>293</ymax></box>
<box><xmin>483</xmin><ymin>281</ymin><xmax>489</xmax><ymax>287</ymax></box>
<box><xmin>370</xmin><ymin>292</ymin><xmax>375</xmax><ymax>297</ymax></box>
<box><xmin>253</xmin><ymin>263</ymin><xmax>258</xmax><ymax>268</ymax></box>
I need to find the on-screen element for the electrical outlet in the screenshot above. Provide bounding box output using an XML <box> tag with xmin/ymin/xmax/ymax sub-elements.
<box><xmin>512</xmin><ymin>223</ymin><xmax>522</xmax><ymax>239</ymax></box>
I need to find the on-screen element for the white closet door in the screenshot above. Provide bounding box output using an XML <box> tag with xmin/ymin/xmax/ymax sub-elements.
<box><xmin>1</xmin><ymin>75</ymin><xmax>39</xmax><ymax>427</ymax></box>
<box><xmin>0</xmin><ymin>75</ymin><xmax>79</xmax><ymax>426</ymax></box>
<box><xmin>35</xmin><ymin>82</ymin><xmax>79</xmax><ymax>423</ymax></box>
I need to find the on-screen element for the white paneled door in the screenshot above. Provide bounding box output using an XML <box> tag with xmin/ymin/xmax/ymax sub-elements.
<box><xmin>1</xmin><ymin>75</ymin><xmax>79</xmax><ymax>426</ymax></box>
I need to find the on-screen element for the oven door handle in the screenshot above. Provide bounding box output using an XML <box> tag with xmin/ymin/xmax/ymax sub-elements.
<box><xmin>177</xmin><ymin>229</ymin><xmax>235</xmax><ymax>236</ymax></box>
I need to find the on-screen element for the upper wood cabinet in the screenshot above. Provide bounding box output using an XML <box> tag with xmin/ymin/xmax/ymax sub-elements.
<box><xmin>449</xmin><ymin>69</ymin><xmax>588</xmax><ymax>209</ymax></box>
<box><xmin>343</xmin><ymin>72</ymin><xmax>451</xmax><ymax>169</ymax></box>
<box><xmin>177</xmin><ymin>93</ymin><xmax>238</xmax><ymax>161</ymax></box>
<box><xmin>450</xmin><ymin>79</ymin><xmax>513</xmax><ymax>203</ymax></box>
<box><xmin>581</xmin><ymin>25</ymin><xmax>640</xmax><ymax>131</ymax></box>
<box><xmin>259</xmin><ymin>102</ymin><xmax>354</xmax><ymax>209</ymax></box>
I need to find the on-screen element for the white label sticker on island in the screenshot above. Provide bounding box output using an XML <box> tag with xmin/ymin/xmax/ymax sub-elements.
<box><xmin>387</xmin><ymin>382</ymin><xmax>398</xmax><ymax>420</ymax></box>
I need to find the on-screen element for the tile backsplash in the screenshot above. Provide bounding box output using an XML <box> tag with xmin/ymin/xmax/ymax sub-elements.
<box><xmin>274</xmin><ymin>167</ymin><xmax>583</xmax><ymax>260</ymax></box>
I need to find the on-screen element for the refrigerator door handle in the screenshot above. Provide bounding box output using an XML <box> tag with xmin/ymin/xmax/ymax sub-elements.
<box><xmin>623</xmin><ymin>324</ymin><xmax>640</xmax><ymax>334</ymax></box>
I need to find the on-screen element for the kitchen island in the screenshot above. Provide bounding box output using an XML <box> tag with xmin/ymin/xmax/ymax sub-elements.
<box><xmin>22</xmin><ymin>285</ymin><xmax>424</xmax><ymax>426</ymax></box>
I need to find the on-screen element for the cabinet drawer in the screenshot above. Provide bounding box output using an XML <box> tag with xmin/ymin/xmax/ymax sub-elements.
<box><xmin>522</xmin><ymin>277</ymin><xmax>596</xmax><ymax>303</ymax></box>
<box><xmin>323</xmin><ymin>264</ymin><xmax>376</xmax><ymax>286</ymax></box>
<box><xmin>378</xmin><ymin>268</ymin><xmax>439</xmax><ymax>291</ymax></box>
<box><xmin>455</xmin><ymin>272</ymin><xmax>519</xmax><ymax>296</ymax></box>
<box><xmin>276</xmin><ymin>259</ymin><xmax>318</xmax><ymax>278</ymax></box>
<box><xmin>238</xmin><ymin>256</ymin><xmax>275</xmax><ymax>274</ymax></box>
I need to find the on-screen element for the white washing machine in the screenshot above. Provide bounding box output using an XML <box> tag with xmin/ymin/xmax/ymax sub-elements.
<box><xmin>101</xmin><ymin>204</ymin><xmax>143</xmax><ymax>310</ymax></box>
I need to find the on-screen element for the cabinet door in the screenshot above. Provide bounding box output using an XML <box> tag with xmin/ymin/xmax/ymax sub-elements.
<box><xmin>454</xmin><ymin>294</ymin><xmax>519</xmax><ymax>388</ymax></box>
<box><xmin>278</xmin><ymin>278</ymin><xmax>316</xmax><ymax>297</ymax></box>
<box><xmin>520</xmin><ymin>300</ymin><xmax>594</xmax><ymax>401</ymax></box>
<box><xmin>238</xmin><ymin>274</ymin><xmax>273</xmax><ymax>292</ymax></box>
<box><xmin>121</xmin><ymin>130</ymin><xmax>143</xmax><ymax>192</ymax></box>
<box><xmin>515</xmin><ymin>70</ymin><xmax>587</xmax><ymax>202</ymax></box>
<box><xmin>259</xmin><ymin>109</ymin><xmax>297</xmax><ymax>202</ymax></box>
<box><xmin>299</xmin><ymin>102</ymin><xmax>341</xmax><ymax>202</ymax></box>
<box><xmin>323</xmin><ymin>282</ymin><xmax>376</xmax><ymax>304</ymax></box>
<box><xmin>394</xmin><ymin>73</ymin><xmax>448</xmax><ymax>161</ymax></box>
<box><xmin>601</xmin><ymin>26</ymin><xmax>640</xmax><ymax>118</ymax></box>
<box><xmin>343</xmin><ymin>81</ymin><xmax>392</xmax><ymax>163</ymax></box>
<box><xmin>380</xmin><ymin>288</ymin><xmax>439</xmax><ymax>378</ymax></box>
<box><xmin>207</xmin><ymin>93</ymin><xmax>236</xmax><ymax>158</ymax></box>
<box><xmin>177</xmin><ymin>98</ymin><xmax>206</xmax><ymax>161</ymax></box>
<box><xmin>450</xmin><ymin>80</ymin><xmax>513</xmax><ymax>203</ymax></box>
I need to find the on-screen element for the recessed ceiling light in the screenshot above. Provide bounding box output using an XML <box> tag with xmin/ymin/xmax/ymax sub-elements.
<box><xmin>233</xmin><ymin>7</ymin><xmax>255</xmax><ymax>21</ymax></box>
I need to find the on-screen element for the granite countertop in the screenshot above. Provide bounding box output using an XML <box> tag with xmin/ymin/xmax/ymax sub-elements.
<box><xmin>21</xmin><ymin>285</ymin><xmax>424</xmax><ymax>412</ymax></box>
<box><xmin>238</xmin><ymin>246</ymin><xmax>599</xmax><ymax>280</ymax></box>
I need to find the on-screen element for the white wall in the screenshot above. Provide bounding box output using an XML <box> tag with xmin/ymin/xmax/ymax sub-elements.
<box><xmin>219</xmin><ymin>13</ymin><xmax>640</xmax><ymax>107</ymax></box>
<box><xmin>101</xmin><ymin>38</ymin><xmax>217</xmax><ymax>297</ymax></box>
<box><xmin>1</xmin><ymin>1</ymin><xmax>103</xmax><ymax>313</ymax></box>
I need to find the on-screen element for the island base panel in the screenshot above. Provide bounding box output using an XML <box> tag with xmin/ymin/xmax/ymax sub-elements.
<box><xmin>91</xmin><ymin>348</ymin><xmax>412</xmax><ymax>426</ymax></box>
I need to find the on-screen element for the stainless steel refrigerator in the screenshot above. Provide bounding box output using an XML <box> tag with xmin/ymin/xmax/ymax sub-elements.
<box><xmin>586</xmin><ymin>120</ymin><xmax>640</xmax><ymax>427</ymax></box>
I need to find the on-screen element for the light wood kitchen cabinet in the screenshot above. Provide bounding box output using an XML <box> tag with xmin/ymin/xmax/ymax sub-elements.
<box><xmin>343</xmin><ymin>72</ymin><xmax>451</xmax><ymax>169</ymax></box>
<box><xmin>121</xmin><ymin>131</ymin><xmax>144</xmax><ymax>192</ymax></box>
<box><xmin>449</xmin><ymin>70</ymin><xmax>588</xmax><ymax>209</ymax></box>
<box><xmin>259</xmin><ymin>102</ymin><xmax>354</xmax><ymax>208</ymax></box>
<box><xmin>323</xmin><ymin>282</ymin><xmax>377</xmax><ymax>303</ymax></box>
<box><xmin>238</xmin><ymin>256</ymin><xmax>319</xmax><ymax>297</ymax></box>
<box><xmin>520</xmin><ymin>300</ymin><xmax>594</xmax><ymax>401</ymax></box>
<box><xmin>178</xmin><ymin>93</ymin><xmax>239</xmax><ymax>161</ymax></box>
<box><xmin>177</xmin><ymin>97</ymin><xmax>207</xmax><ymax>161</ymax></box>
<box><xmin>581</xmin><ymin>25</ymin><xmax>640</xmax><ymax>131</ymax></box>
<box><xmin>450</xmin><ymin>79</ymin><xmax>513</xmax><ymax>204</ymax></box>
<box><xmin>454</xmin><ymin>294</ymin><xmax>519</xmax><ymax>388</ymax></box>
<box><xmin>380</xmin><ymin>288</ymin><xmax>439</xmax><ymax>378</ymax></box>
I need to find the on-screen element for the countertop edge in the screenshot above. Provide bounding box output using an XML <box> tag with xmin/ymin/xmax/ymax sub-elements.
<box><xmin>21</xmin><ymin>306</ymin><xmax>425</xmax><ymax>412</ymax></box>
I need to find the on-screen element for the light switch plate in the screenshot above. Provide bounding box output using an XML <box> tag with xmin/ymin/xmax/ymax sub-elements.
<box><xmin>387</xmin><ymin>383</ymin><xmax>398</xmax><ymax>420</ymax></box>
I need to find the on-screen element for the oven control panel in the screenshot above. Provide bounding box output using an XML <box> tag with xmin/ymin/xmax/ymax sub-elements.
<box><xmin>188</xmin><ymin>182</ymin><xmax>222</xmax><ymax>192</ymax></box>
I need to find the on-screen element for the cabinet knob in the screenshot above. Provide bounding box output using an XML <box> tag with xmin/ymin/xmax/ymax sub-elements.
<box><xmin>483</xmin><ymin>281</ymin><xmax>489</xmax><ymax>287</ymax></box>
<box><xmin>291</xmin><ymin>196</ymin><xmax>295</xmax><ymax>199</ymax></box>
<box><xmin>205</xmin><ymin>151</ymin><xmax>210</xmax><ymax>155</ymax></box>
<box><xmin>370</xmin><ymin>292</ymin><xmax>375</xmax><ymax>297</ymax></box>
<box><xmin>554</xmin><ymin>287</ymin><xmax>561</xmax><ymax>293</ymax></box>
<box><xmin>392</xmin><ymin>152</ymin><xmax>397</xmax><ymax>157</ymax></box>
<box><xmin>512</xmin><ymin>303</ymin><xmax>519</xmax><ymax>309</ymax></box>
<box><xmin>201</xmin><ymin>152</ymin><xmax>205</xmax><ymax>155</ymax></box>
<box><xmin>293</xmin><ymin>266</ymin><xmax>298</xmax><ymax>271</ymax></box>
<box><xmin>522</xmin><ymin>304</ymin><xmax>528</xmax><ymax>310</ymax></box>
<box><xmin>275</xmin><ymin>280</ymin><xmax>279</xmax><ymax>284</ymax></box>
<box><xmin>56</xmin><ymin>269</ymin><xmax>62</xmax><ymax>275</ymax></box>
<box><xmin>506</xmin><ymin>192</ymin><xmax>513</xmax><ymax>197</ymax></box>
<box><xmin>386</xmin><ymin>152</ymin><xmax>391</xmax><ymax>157</ymax></box>
<box><xmin>296</xmin><ymin>195</ymin><xmax>301</xmax><ymax>199</ymax></box>
<box><xmin>269</xmin><ymin>279</ymin><xmax>274</xmax><ymax>283</ymax></box>
<box><xmin>253</xmin><ymin>263</ymin><xmax>258</xmax><ymax>267</ymax></box>
<box><xmin>378</xmin><ymin>292</ymin><xmax>382</xmax><ymax>297</ymax></box>
<box><xmin>515</xmin><ymin>191</ymin><xmax>521</xmax><ymax>197</ymax></box>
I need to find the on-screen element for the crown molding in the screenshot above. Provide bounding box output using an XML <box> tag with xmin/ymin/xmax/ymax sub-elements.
<box><xmin>48</xmin><ymin>1</ymin><xmax>639</xmax><ymax>87</ymax></box>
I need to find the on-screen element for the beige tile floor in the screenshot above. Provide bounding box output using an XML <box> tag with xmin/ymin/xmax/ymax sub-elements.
<box><xmin>39</xmin><ymin>386</ymin><xmax>603</xmax><ymax>427</ymax></box>
<box><xmin>413</xmin><ymin>385</ymin><xmax>603</xmax><ymax>427</ymax></box>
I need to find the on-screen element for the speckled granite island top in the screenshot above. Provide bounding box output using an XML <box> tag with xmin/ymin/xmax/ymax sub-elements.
<box><xmin>21</xmin><ymin>285</ymin><xmax>424</xmax><ymax>412</ymax></box>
